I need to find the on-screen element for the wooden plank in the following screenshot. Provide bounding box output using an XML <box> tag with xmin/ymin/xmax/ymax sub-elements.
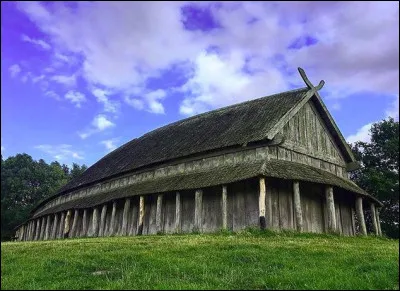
<box><xmin>222</xmin><ymin>186</ymin><xmax>227</xmax><ymax>230</ymax></box>
<box><xmin>63</xmin><ymin>210</ymin><xmax>72</xmax><ymax>239</ymax></box>
<box><xmin>129</xmin><ymin>197</ymin><xmax>139</xmax><ymax>235</ymax></box>
<box><xmin>194</xmin><ymin>190</ymin><xmax>203</xmax><ymax>231</ymax></box>
<box><xmin>293</xmin><ymin>181</ymin><xmax>303</xmax><ymax>232</ymax></box>
<box><xmin>137</xmin><ymin>196</ymin><xmax>145</xmax><ymax>235</ymax></box>
<box><xmin>109</xmin><ymin>201</ymin><xmax>117</xmax><ymax>236</ymax></box>
<box><xmin>92</xmin><ymin>207</ymin><xmax>99</xmax><ymax>237</ymax></box>
<box><xmin>163</xmin><ymin>193</ymin><xmax>175</xmax><ymax>234</ymax></box>
<box><xmin>99</xmin><ymin>204</ymin><xmax>108</xmax><ymax>237</ymax></box>
<box><xmin>82</xmin><ymin>209</ymin><xmax>88</xmax><ymax>237</ymax></box>
<box><xmin>181</xmin><ymin>191</ymin><xmax>195</xmax><ymax>233</ymax></box>
<box><xmin>156</xmin><ymin>195</ymin><xmax>163</xmax><ymax>233</ymax></box>
<box><xmin>51</xmin><ymin>213</ymin><xmax>58</xmax><ymax>240</ymax></box>
<box><xmin>259</xmin><ymin>177</ymin><xmax>266</xmax><ymax>229</ymax></box>
<box><xmin>58</xmin><ymin>212</ymin><xmax>65</xmax><ymax>239</ymax></box>
<box><xmin>70</xmin><ymin>209</ymin><xmax>79</xmax><ymax>238</ymax></box>
<box><xmin>370</xmin><ymin>203</ymin><xmax>379</xmax><ymax>235</ymax></box>
<box><xmin>122</xmin><ymin>198</ymin><xmax>131</xmax><ymax>235</ymax></box>
<box><xmin>325</xmin><ymin>186</ymin><xmax>337</xmax><ymax>232</ymax></box>
<box><xmin>376</xmin><ymin>207</ymin><xmax>382</xmax><ymax>236</ymax></box>
<box><xmin>175</xmin><ymin>192</ymin><xmax>181</xmax><ymax>233</ymax></box>
<box><xmin>355</xmin><ymin>197</ymin><xmax>367</xmax><ymax>235</ymax></box>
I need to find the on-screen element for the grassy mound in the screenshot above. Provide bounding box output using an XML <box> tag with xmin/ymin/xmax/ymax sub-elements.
<box><xmin>1</xmin><ymin>230</ymin><xmax>398</xmax><ymax>290</ymax></box>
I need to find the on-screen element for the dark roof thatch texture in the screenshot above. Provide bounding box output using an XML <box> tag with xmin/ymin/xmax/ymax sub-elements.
<box><xmin>58</xmin><ymin>88</ymin><xmax>309</xmax><ymax>194</ymax></box>
<box><xmin>32</xmin><ymin>160</ymin><xmax>381</xmax><ymax>219</ymax></box>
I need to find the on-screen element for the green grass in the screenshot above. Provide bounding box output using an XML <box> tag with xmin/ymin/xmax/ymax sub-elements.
<box><xmin>1</xmin><ymin>230</ymin><xmax>398</xmax><ymax>290</ymax></box>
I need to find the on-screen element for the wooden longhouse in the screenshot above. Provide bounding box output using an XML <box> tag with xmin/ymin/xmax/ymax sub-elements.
<box><xmin>14</xmin><ymin>68</ymin><xmax>383</xmax><ymax>241</ymax></box>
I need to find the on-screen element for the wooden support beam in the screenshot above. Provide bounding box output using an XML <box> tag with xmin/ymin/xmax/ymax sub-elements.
<box><xmin>34</xmin><ymin>219</ymin><xmax>41</xmax><ymax>241</ymax></box>
<box><xmin>109</xmin><ymin>201</ymin><xmax>117</xmax><ymax>236</ymax></box>
<box><xmin>370</xmin><ymin>203</ymin><xmax>379</xmax><ymax>236</ymax></box>
<box><xmin>137</xmin><ymin>196</ymin><xmax>145</xmax><ymax>235</ymax></box>
<box><xmin>194</xmin><ymin>189</ymin><xmax>203</xmax><ymax>232</ymax></box>
<box><xmin>51</xmin><ymin>213</ymin><xmax>59</xmax><ymax>240</ymax></box>
<box><xmin>19</xmin><ymin>225</ymin><xmax>25</xmax><ymax>241</ymax></box>
<box><xmin>259</xmin><ymin>178</ymin><xmax>266</xmax><ymax>230</ymax></box>
<box><xmin>82</xmin><ymin>209</ymin><xmax>88</xmax><ymax>237</ymax></box>
<box><xmin>58</xmin><ymin>212</ymin><xmax>65</xmax><ymax>239</ymax></box>
<box><xmin>92</xmin><ymin>207</ymin><xmax>99</xmax><ymax>237</ymax></box>
<box><xmin>355</xmin><ymin>197</ymin><xmax>367</xmax><ymax>236</ymax></box>
<box><xmin>175</xmin><ymin>192</ymin><xmax>181</xmax><ymax>233</ymax></box>
<box><xmin>222</xmin><ymin>186</ymin><xmax>228</xmax><ymax>230</ymax></box>
<box><xmin>376</xmin><ymin>207</ymin><xmax>382</xmax><ymax>236</ymax></box>
<box><xmin>122</xmin><ymin>198</ymin><xmax>131</xmax><ymax>236</ymax></box>
<box><xmin>325</xmin><ymin>186</ymin><xmax>337</xmax><ymax>233</ymax></box>
<box><xmin>70</xmin><ymin>209</ymin><xmax>79</xmax><ymax>238</ymax></box>
<box><xmin>293</xmin><ymin>181</ymin><xmax>303</xmax><ymax>232</ymax></box>
<box><xmin>99</xmin><ymin>204</ymin><xmax>107</xmax><ymax>237</ymax></box>
<box><xmin>40</xmin><ymin>216</ymin><xmax>46</xmax><ymax>240</ymax></box>
<box><xmin>156</xmin><ymin>195</ymin><xmax>163</xmax><ymax>233</ymax></box>
<box><xmin>44</xmin><ymin>215</ymin><xmax>51</xmax><ymax>240</ymax></box>
<box><xmin>63</xmin><ymin>210</ymin><xmax>72</xmax><ymax>239</ymax></box>
<box><xmin>351</xmin><ymin>207</ymin><xmax>356</xmax><ymax>236</ymax></box>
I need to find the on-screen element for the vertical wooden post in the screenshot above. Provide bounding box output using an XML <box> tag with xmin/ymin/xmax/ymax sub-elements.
<box><xmin>325</xmin><ymin>186</ymin><xmax>337</xmax><ymax>232</ymax></box>
<box><xmin>376</xmin><ymin>207</ymin><xmax>382</xmax><ymax>236</ymax></box>
<box><xmin>40</xmin><ymin>217</ymin><xmax>46</xmax><ymax>240</ymax></box>
<box><xmin>356</xmin><ymin>197</ymin><xmax>367</xmax><ymax>236</ymax></box>
<box><xmin>19</xmin><ymin>225</ymin><xmax>25</xmax><ymax>241</ymax></box>
<box><xmin>194</xmin><ymin>189</ymin><xmax>203</xmax><ymax>232</ymax></box>
<box><xmin>175</xmin><ymin>192</ymin><xmax>181</xmax><ymax>233</ymax></box>
<box><xmin>70</xmin><ymin>209</ymin><xmax>79</xmax><ymax>238</ymax></box>
<box><xmin>137</xmin><ymin>196</ymin><xmax>145</xmax><ymax>235</ymax></box>
<box><xmin>109</xmin><ymin>201</ymin><xmax>117</xmax><ymax>236</ymax></box>
<box><xmin>51</xmin><ymin>213</ymin><xmax>59</xmax><ymax>239</ymax></box>
<box><xmin>44</xmin><ymin>215</ymin><xmax>51</xmax><ymax>240</ymax></box>
<box><xmin>34</xmin><ymin>219</ymin><xmax>41</xmax><ymax>241</ymax></box>
<box><xmin>259</xmin><ymin>177</ymin><xmax>266</xmax><ymax>230</ymax></box>
<box><xmin>222</xmin><ymin>185</ymin><xmax>228</xmax><ymax>230</ymax></box>
<box><xmin>293</xmin><ymin>181</ymin><xmax>303</xmax><ymax>232</ymax></box>
<box><xmin>29</xmin><ymin>221</ymin><xmax>34</xmax><ymax>241</ymax></box>
<box><xmin>82</xmin><ymin>209</ymin><xmax>88</xmax><ymax>237</ymax></box>
<box><xmin>156</xmin><ymin>195</ymin><xmax>163</xmax><ymax>233</ymax></box>
<box><xmin>370</xmin><ymin>203</ymin><xmax>379</xmax><ymax>235</ymax></box>
<box><xmin>58</xmin><ymin>212</ymin><xmax>65</xmax><ymax>239</ymax></box>
<box><xmin>99</xmin><ymin>204</ymin><xmax>108</xmax><ymax>237</ymax></box>
<box><xmin>92</xmin><ymin>207</ymin><xmax>99</xmax><ymax>237</ymax></box>
<box><xmin>64</xmin><ymin>210</ymin><xmax>72</xmax><ymax>238</ymax></box>
<box><xmin>122</xmin><ymin>198</ymin><xmax>131</xmax><ymax>236</ymax></box>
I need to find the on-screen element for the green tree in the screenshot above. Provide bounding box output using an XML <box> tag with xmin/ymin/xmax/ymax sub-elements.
<box><xmin>1</xmin><ymin>154</ymin><xmax>87</xmax><ymax>240</ymax></box>
<box><xmin>350</xmin><ymin>117</ymin><xmax>399</xmax><ymax>238</ymax></box>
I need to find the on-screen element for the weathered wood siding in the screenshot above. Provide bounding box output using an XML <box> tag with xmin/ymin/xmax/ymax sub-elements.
<box><xmin>280</xmin><ymin>101</ymin><xmax>347</xmax><ymax>178</ymax></box>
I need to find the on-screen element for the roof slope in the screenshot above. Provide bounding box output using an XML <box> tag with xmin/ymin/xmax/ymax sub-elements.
<box><xmin>32</xmin><ymin>159</ymin><xmax>382</xmax><ymax>219</ymax></box>
<box><xmin>58</xmin><ymin>87</ymin><xmax>309</xmax><ymax>194</ymax></box>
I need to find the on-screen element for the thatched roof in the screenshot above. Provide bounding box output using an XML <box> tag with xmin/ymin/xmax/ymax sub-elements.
<box><xmin>32</xmin><ymin>160</ymin><xmax>382</xmax><ymax>219</ymax></box>
<box><xmin>58</xmin><ymin>87</ymin><xmax>310</xmax><ymax>195</ymax></box>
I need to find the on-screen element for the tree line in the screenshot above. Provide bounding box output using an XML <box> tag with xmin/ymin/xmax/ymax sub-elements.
<box><xmin>1</xmin><ymin>155</ymin><xmax>87</xmax><ymax>240</ymax></box>
<box><xmin>1</xmin><ymin>118</ymin><xmax>398</xmax><ymax>240</ymax></box>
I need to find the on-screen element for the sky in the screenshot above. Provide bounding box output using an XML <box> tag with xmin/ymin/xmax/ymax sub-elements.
<box><xmin>1</xmin><ymin>1</ymin><xmax>399</xmax><ymax>167</ymax></box>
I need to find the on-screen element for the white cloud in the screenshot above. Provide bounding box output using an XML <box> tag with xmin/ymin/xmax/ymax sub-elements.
<box><xmin>44</xmin><ymin>91</ymin><xmax>61</xmax><ymax>101</ymax></box>
<box><xmin>54</xmin><ymin>52</ymin><xmax>70</xmax><ymax>62</ymax></box>
<box><xmin>92</xmin><ymin>114</ymin><xmax>115</xmax><ymax>130</ymax></box>
<box><xmin>100</xmin><ymin>138</ymin><xmax>119</xmax><ymax>152</ymax></box>
<box><xmin>65</xmin><ymin>90</ymin><xmax>86</xmax><ymax>108</ymax></box>
<box><xmin>346</xmin><ymin>123</ymin><xmax>374</xmax><ymax>144</ymax></box>
<box><xmin>35</xmin><ymin>144</ymin><xmax>84</xmax><ymax>161</ymax></box>
<box><xmin>92</xmin><ymin>88</ymin><xmax>119</xmax><ymax>113</ymax></box>
<box><xmin>51</xmin><ymin>74</ymin><xmax>76</xmax><ymax>87</ymax></box>
<box><xmin>180</xmin><ymin>51</ymin><xmax>287</xmax><ymax>115</ymax></box>
<box><xmin>1</xmin><ymin>145</ymin><xmax>4</xmax><ymax>153</ymax></box>
<box><xmin>16</xmin><ymin>1</ymin><xmax>398</xmax><ymax>118</ymax></box>
<box><xmin>78</xmin><ymin>114</ymin><xmax>115</xmax><ymax>139</ymax></box>
<box><xmin>21</xmin><ymin>34</ymin><xmax>51</xmax><ymax>50</ymax></box>
<box><xmin>9</xmin><ymin>64</ymin><xmax>21</xmax><ymax>77</ymax></box>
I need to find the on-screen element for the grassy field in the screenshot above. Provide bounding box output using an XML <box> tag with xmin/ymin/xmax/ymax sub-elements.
<box><xmin>1</xmin><ymin>230</ymin><xmax>398</xmax><ymax>290</ymax></box>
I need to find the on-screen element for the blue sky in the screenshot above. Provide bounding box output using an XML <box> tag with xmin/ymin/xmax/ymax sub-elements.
<box><xmin>1</xmin><ymin>1</ymin><xmax>399</xmax><ymax>167</ymax></box>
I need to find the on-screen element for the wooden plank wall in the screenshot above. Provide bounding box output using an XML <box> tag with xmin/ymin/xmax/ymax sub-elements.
<box><xmin>27</xmin><ymin>179</ymin><xmax>358</xmax><ymax>240</ymax></box>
